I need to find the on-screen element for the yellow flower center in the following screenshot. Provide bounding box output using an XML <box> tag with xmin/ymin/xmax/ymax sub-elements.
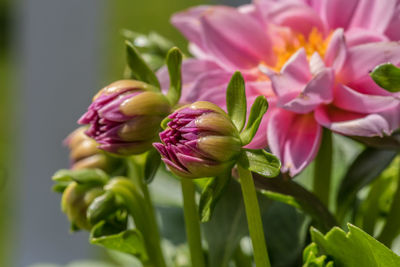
<box><xmin>268</xmin><ymin>28</ymin><xmax>331</xmax><ymax>71</ymax></box>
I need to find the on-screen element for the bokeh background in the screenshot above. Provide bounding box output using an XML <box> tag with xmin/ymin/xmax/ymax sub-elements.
<box><xmin>0</xmin><ymin>0</ymin><xmax>247</xmax><ymax>266</ymax></box>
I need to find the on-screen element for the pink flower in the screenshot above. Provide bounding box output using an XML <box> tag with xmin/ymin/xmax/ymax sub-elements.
<box><xmin>159</xmin><ymin>0</ymin><xmax>400</xmax><ymax>176</ymax></box>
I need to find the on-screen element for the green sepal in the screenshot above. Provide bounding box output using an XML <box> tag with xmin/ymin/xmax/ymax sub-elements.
<box><xmin>160</xmin><ymin>116</ymin><xmax>171</xmax><ymax>130</ymax></box>
<box><xmin>239</xmin><ymin>149</ymin><xmax>281</xmax><ymax>178</ymax></box>
<box><xmin>311</xmin><ymin>224</ymin><xmax>400</xmax><ymax>267</ymax></box>
<box><xmin>198</xmin><ymin>172</ymin><xmax>231</xmax><ymax>222</ymax></box>
<box><xmin>90</xmin><ymin>221</ymin><xmax>148</xmax><ymax>261</ymax></box>
<box><xmin>370</xmin><ymin>63</ymin><xmax>400</xmax><ymax>92</ymax></box>
<box><xmin>52</xmin><ymin>168</ymin><xmax>109</xmax><ymax>185</ymax></box>
<box><xmin>226</xmin><ymin>72</ymin><xmax>247</xmax><ymax>132</ymax></box>
<box><xmin>165</xmin><ymin>47</ymin><xmax>183</xmax><ymax>106</ymax></box>
<box><xmin>240</xmin><ymin>95</ymin><xmax>268</xmax><ymax>145</ymax></box>
<box><xmin>87</xmin><ymin>191</ymin><xmax>118</xmax><ymax>225</ymax></box>
<box><xmin>144</xmin><ymin>148</ymin><xmax>161</xmax><ymax>184</ymax></box>
<box><xmin>52</xmin><ymin>181</ymin><xmax>70</xmax><ymax>193</ymax></box>
<box><xmin>126</xmin><ymin>40</ymin><xmax>161</xmax><ymax>89</ymax></box>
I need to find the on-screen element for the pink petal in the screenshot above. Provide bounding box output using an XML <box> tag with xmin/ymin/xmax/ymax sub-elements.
<box><xmin>324</xmin><ymin>29</ymin><xmax>347</xmax><ymax>71</ymax></box>
<box><xmin>345</xmin><ymin>28</ymin><xmax>389</xmax><ymax>46</ymax></box>
<box><xmin>385</xmin><ymin>3</ymin><xmax>400</xmax><ymax>40</ymax></box>
<box><xmin>255</xmin><ymin>0</ymin><xmax>325</xmax><ymax>36</ymax></box>
<box><xmin>315</xmin><ymin>105</ymin><xmax>397</xmax><ymax>137</ymax></box>
<box><xmin>157</xmin><ymin>58</ymin><xmax>221</xmax><ymax>96</ymax></box>
<box><xmin>333</xmin><ymin>83</ymin><xmax>399</xmax><ymax>113</ymax></box>
<box><xmin>280</xmin><ymin>68</ymin><xmax>334</xmax><ymax>113</ymax></box>
<box><xmin>350</xmin><ymin>0</ymin><xmax>397</xmax><ymax>33</ymax></box>
<box><xmin>267</xmin><ymin>109</ymin><xmax>322</xmax><ymax>177</ymax></box>
<box><xmin>171</xmin><ymin>6</ymin><xmax>210</xmax><ymax>52</ymax></box>
<box><xmin>320</xmin><ymin>0</ymin><xmax>359</xmax><ymax>30</ymax></box>
<box><xmin>268</xmin><ymin>48</ymin><xmax>311</xmax><ymax>98</ymax></box>
<box><xmin>185</xmin><ymin>69</ymin><xmax>232</xmax><ymax>104</ymax></box>
<box><xmin>200</xmin><ymin>6</ymin><xmax>275</xmax><ymax>70</ymax></box>
<box><xmin>338</xmin><ymin>42</ymin><xmax>400</xmax><ymax>83</ymax></box>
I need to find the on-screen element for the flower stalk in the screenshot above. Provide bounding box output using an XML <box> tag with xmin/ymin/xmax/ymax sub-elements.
<box><xmin>181</xmin><ymin>178</ymin><xmax>206</xmax><ymax>267</ymax></box>
<box><xmin>238</xmin><ymin>164</ymin><xmax>271</xmax><ymax>267</ymax></box>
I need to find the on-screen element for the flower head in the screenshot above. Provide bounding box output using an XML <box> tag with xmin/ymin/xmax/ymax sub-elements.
<box><xmin>79</xmin><ymin>80</ymin><xmax>171</xmax><ymax>155</ymax></box>
<box><xmin>153</xmin><ymin>101</ymin><xmax>242</xmax><ymax>178</ymax></box>
<box><xmin>159</xmin><ymin>0</ymin><xmax>400</xmax><ymax>176</ymax></box>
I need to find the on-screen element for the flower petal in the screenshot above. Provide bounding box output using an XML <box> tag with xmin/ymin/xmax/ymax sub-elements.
<box><xmin>350</xmin><ymin>0</ymin><xmax>398</xmax><ymax>34</ymax></box>
<box><xmin>333</xmin><ymin>83</ymin><xmax>399</xmax><ymax>113</ymax></box>
<box><xmin>315</xmin><ymin>104</ymin><xmax>399</xmax><ymax>137</ymax></box>
<box><xmin>345</xmin><ymin>28</ymin><xmax>389</xmax><ymax>46</ymax></box>
<box><xmin>268</xmin><ymin>48</ymin><xmax>311</xmax><ymax>98</ymax></box>
<box><xmin>324</xmin><ymin>28</ymin><xmax>347</xmax><ymax>71</ymax></box>
<box><xmin>267</xmin><ymin>109</ymin><xmax>322</xmax><ymax>177</ymax></box>
<box><xmin>339</xmin><ymin>42</ymin><xmax>400</xmax><ymax>83</ymax></box>
<box><xmin>171</xmin><ymin>6</ymin><xmax>210</xmax><ymax>51</ymax></box>
<box><xmin>319</xmin><ymin>0</ymin><xmax>359</xmax><ymax>30</ymax></box>
<box><xmin>255</xmin><ymin>0</ymin><xmax>325</xmax><ymax>36</ymax></box>
<box><xmin>200</xmin><ymin>6</ymin><xmax>275</xmax><ymax>69</ymax></box>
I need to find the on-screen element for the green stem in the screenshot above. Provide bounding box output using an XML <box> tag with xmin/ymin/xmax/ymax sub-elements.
<box><xmin>127</xmin><ymin>158</ymin><xmax>166</xmax><ymax>267</ymax></box>
<box><xmin>313</xmin><ymin>128</ymin><xmax>333</xmax><ymax>207</ymax></box>
<box><xmin>378</xmin><ymin>158</ymin><xmax>400</xmax><ymax>247</ymax></box>
<box><xmin>238</xmin><ymin>164</ymin><xmax>271</xmax><ymax>267</ymax></box>
<box><xmin>181</xmin><ymin>178</ymin><xmax>206</xmax><ymax>267</ymax></box>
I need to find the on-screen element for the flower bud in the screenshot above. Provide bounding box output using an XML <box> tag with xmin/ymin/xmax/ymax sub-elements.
<box><xmin>61</xmin><ymin>182</ymin><xmax>104</xmax><ymax>230</ymax></box>
<box><xmin>153</xmin><ymin>101</ymin><xmax>242</xmax><ymax>178</ymax></box>
<box><xmin>64</xmin><ymin>126</ymin><xmax>115</xmax><ymax>171</ymax></box>
<box><xmin>78</xmin><ymin>80</ymin><xmax>171</xmax><ymax>155</ymax></box>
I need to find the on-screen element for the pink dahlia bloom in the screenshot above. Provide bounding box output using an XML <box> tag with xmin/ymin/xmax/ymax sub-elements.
<box><xmin>159</xmin><ymin>0</ymin><xmax>400</xmax><ymax>176</ymax></box>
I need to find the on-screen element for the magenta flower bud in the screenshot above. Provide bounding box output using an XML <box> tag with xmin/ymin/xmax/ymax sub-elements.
<box><xmin>78</xmin><ymin>80</ymin><xmax>171</xmax><ymax>155</ymax></box>
<box><xmin>153</xmin><ymin>101</ymin><xmax>242</xmax><ymax>178</ymax></box>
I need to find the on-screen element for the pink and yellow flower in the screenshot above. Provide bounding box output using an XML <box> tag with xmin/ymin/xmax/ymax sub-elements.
<box><xmin>159</xmin><ymin>0</ymin><xmax>400</xmax><ymax>176</ymax></box>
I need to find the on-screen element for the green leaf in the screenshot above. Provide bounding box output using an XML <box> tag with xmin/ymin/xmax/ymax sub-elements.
<box><xmin>240</xmin><ymin>96</ymin><xmax>268</xmax><ymax>145</ymax></box>
<box><xmin>198</xmin><ymin>173</ymin><xmax>231</xmax><ymax>222</ymax></box>
<box><xmin>226</xmin><ymin>72</ymin><xmax>247</xmax><ymax>132</ymax></box>
<box><xmin>125</xmin><ymin>40</ymin><xmax>160</xmax><ymax>89</ymax></box>
<box><xmin>144</xmin><ymin>148</ymin><xmax>161</xmax><ymax>184</ymax></box>
<box><xmin>203</xmin><ymin>179</ymin><xmax>248</xmax><ymax>267</ymax></box>
<box><xmin>261</xmin><ymin>191</ymin><xmax>301</xmax><ymax>210</ymax></box>
<box><xmin>336</xmin><ymin>148</ymin><xmax>397</xmax><ymax>222</ymax></box>
<box><xmin>90</xmin><ymin>221</ymin><xmax>148</xmax><ymax>261</ymax></box>
<box><xmin>165</xmin><ymin>47</ymin><xmax>183</xmax><ymax>106</ymax></box>
<box><xmin>370</xmin><ymin>63</ymin><xmax>400</xmax><ymax>92</ymax></box>
<box><xmin>29</xmin><ymin>261</ymin><xmax>116</xmax><ymax>267</ymax></box>
<box><xmin>311</xmin><ymin>224</ymin><xmax>400</xmax><ymax>267</ymax></box>
<box><xmin>160</xmin><ymin>116</ymin><xmax>171</xmax><ymax>130</ymax></box>
<box><xmin>239</xmin><ymin>149</ymin><xmax>281</xmax><ymax>178</ymax></box>
<box><xmin>52</xmin><ymin>169</ymin><xmax>109</xmax><ymax>185</ymax></box>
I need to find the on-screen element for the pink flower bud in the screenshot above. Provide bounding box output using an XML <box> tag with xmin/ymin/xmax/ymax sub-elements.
<box><xmin>79</xmin><ymin>80</ymin><xmax>171</xmax><ymax>155</ymax></box>
<box><xmin>154</xmin><ymin>101</ymin><xmax>242</xmax><ymax>178</ymax></box>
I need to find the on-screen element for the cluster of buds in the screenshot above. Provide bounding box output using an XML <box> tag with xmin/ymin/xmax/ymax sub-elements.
<box><xmin>78</xmin><ymin>80</ymin><xmax>171</xmax><ymax>155</ymax></box>
<box><xmin>154</xmin><ymin>101</ymin><xmax>242</xmax><ymax>178</ymax></box>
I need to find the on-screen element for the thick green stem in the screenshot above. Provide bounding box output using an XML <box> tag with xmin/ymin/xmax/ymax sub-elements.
<box><xmin>238</xmin><ymin>164</ymin><xmax>271</xmax><ymax>267</ymax></box>
<box><xmin>378</xmin><ymin>159</ymin><xmax>400</xmax><ymax>247</ymax></box>
<box><xmin>181</xmin><ymin>178</ymin><xmax>206</xmax><ymax>267</ymax></box>
<box><xmin>313</xmin><ymin>128</ymin><xmax>333</xmax><ymax>207</ymax></box>
<box><xmin>127</xmin><ymin>158</ymin><xmax>166</xmax><ymax>267</ymax></box>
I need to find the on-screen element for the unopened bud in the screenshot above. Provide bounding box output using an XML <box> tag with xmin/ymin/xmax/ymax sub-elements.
<box><xmin>78</xmin><ymin>80</ymin><xmax>171</xmax><ymax>155</ymax></box>
<box><xmin>153</xmin><ymin>101</ymin><xmax>242</xmax><ymax>178</ymax></box>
